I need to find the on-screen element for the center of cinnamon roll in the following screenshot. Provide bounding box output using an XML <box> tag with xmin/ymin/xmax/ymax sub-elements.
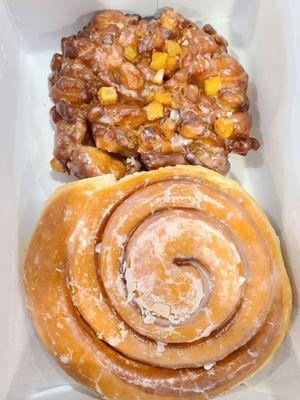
<box><xmin>124</xmin><ymin>209</ymin><xmax>243</xmax><ymax>333</ymax></box>
<box><xmin>100</xmin><ymin>180</ymin><xmax>249</xmax><ymax>343</ymax></box>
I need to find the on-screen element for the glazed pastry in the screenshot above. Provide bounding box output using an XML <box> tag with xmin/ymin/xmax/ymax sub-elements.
<box><xmin>49</xmin><ymin>8</ymin><xmax>259</xmax><ymax>179</ymax></box>
<box><xmin>24</xmin><ymin>166</ymin><xmax>291</xmax><ymax>399</ymax></box>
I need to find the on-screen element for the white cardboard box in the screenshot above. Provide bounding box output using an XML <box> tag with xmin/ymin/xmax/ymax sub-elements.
<box><xmin>1</xmin><ymin>0</ymin><xmax>299</xmax><ymax>399</ymax></box>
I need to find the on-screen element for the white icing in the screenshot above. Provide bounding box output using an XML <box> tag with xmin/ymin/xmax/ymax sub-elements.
<box><xmin>203</xmin><ymin>362</ymin><xmax>215</xmax><ymax>371</ymax></box>
<box><xmin>156</xmin><ymin>341</ymin><xmax>166</xmax><ymax>353</ymax></box>
<box><xmin>143</xmin><ymin>314</ymin><xmax>156</xmax><ymax>324</ymax></box>
<box><xmin>59</xmin><ymin>354</ymin><xmax>71</xmax><ymax>364</ymax></box>
<box><xmin>95</xmin><ymin>242</ymin><xmax>102</xmax><ymax>254</ymax></box>
<box><xmin>169</xmin><ymin>109</ymin><xmax>181</xmax><ymax>121</ymax></box>
<box><xmin>126</xmin><ymin>157</ymin><xmax>136</xmax><ymax>166</ymax></box>
<box><xmin>239</xmin><ymin>276</ymin><xmax>246</xmax><ymax>286</ymax></box>
<box><xmin>171</xmin><ymin>133</ymin><xmax>192</xmax><ymax>147</ymax></box>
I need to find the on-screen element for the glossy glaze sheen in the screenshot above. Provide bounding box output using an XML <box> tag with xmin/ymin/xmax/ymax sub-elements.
<box><xmin>24</xmin><ymin>166</ymin><xmax>291</xmax><ymax>399</ymax></box>
<box><xmin>50</xmin><ymin>9</ymin><xmax>258</xmax><ymax>178</ymax></box>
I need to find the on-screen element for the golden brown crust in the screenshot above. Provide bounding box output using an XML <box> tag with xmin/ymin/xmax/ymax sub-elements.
<box><xmin>24</xmin><ymin>166</ymin><xmax>291</xmax><ymax>399</ymax></box>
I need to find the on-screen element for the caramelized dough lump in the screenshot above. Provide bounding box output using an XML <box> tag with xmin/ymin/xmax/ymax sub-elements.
<box><xmin>49</xmin><ymin>9</ymin><xmax>259</xmax><ymax>179</ymax></box>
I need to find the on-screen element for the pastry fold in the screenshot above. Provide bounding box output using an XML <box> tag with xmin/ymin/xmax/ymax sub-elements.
<box><xmin>24</xmin><ymin>166</ymin><xmax>291</xmax><ymax>399</ymax></box>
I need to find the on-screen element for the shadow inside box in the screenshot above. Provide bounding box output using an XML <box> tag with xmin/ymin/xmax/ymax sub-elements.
<box><xmin>170</xmin><ymin>0</ymin><xmax>260</xmax><ymax>41</ymax></box>
<box><xmin>6</xmin><ymin>327</ymin><xmax>98</xmax><ymax>400</ymax></box>
<box><xmin>245</xmin><ymin>81</ymin><xmax>264</xmax><ymax>170</ymax></box>
<box><xmin>280</xmin><ymin>239</ymin><xmax>299</xmax><ymax>326</ymax></box>
<box><xmin>227</xmin><ymin>80</ymin><xmax>264</xmax><ymax>180</ymax></box>
<box><xmin>18</xmin><ymin>2</ymin><xmax>154</xmax><ymax>54</ymax></box>
<box><xmin>227</xmin><ymin>0</ymin><xmax>260</xmax><ymax>48</ymax></box>
<box><xmin>244</xmin><ymin>335</ymin><xmax>300</xmax><ymax>397</ymax></box>
<box><xmin>50</xmin><ymin>170</ymin><xmax>77</xmax><ymax>184</ymax></box>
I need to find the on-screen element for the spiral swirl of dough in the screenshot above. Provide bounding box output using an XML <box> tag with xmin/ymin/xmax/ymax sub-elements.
<box><xmin>24</xmin><ymin>166</ymin><xmax>291</xmax><ymax>399</ymax></box>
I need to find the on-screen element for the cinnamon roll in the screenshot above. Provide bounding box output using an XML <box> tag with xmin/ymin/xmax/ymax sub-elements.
<box><xmin>24</xmin><ymin>166</ymin><xmax>291</xmax><ymax>399</ymax></box>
